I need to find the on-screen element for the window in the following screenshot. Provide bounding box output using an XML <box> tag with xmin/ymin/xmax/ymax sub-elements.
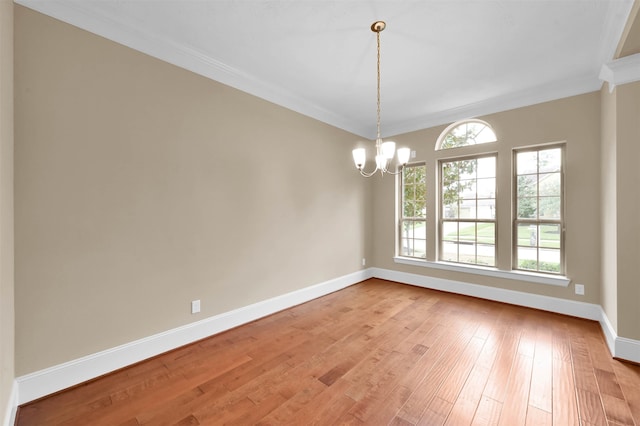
<box><xmin>514</xmin><ymin>145</ymin><xmax>564</xmax><ymax>274</ymax></box>
<box><xmin>400</xmin><ymin>163</ymin><xmax>427</xmax><ymax>258</ymax></box>
<box><xmin>394</xmin><ymin>118</ymin><xmax>569</xmax><ymax>285</ymax></box>
<box><xmin>440</xmin><ymin>155</ymin><xmax>496</xmax><ymax>266</ymax></box>
<box><xmin>436</xmin><ymin>120</ymin><xmax>497</xmax><ymax>150</ymax></box>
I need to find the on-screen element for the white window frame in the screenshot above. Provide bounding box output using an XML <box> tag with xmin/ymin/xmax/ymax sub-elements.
<box><xmin>438</xmin><ymin>153</ymin><xmax>497</xmax><ymax>267</ymax></box>
<box><xmin>435</xmin><ymin>119</ymin><xmax>497</xmax><ymax>150</ymax></box>
<box><xmin>513</xmin><ymin>144</ymin><xmax>565</xmax><ymax>275</ymax></box>
<box><xmin>393</xmin><ymin>120</ymin><xmax>570</xmax><ymax>288</ymax></box>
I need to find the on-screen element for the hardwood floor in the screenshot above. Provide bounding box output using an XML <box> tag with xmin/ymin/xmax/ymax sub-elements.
<box><xmin>17</xmin><ymin>279</ymin><xmax>640</xmax><ymax>425</ymax></box>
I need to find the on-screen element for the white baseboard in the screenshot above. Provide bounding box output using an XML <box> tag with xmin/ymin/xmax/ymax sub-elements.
<box><xmin>598</xmin><ymin>307</ymin><xmax>618</xmax><ymax>358</ymax></box>
<box><xmin>16</xmin><ymin>269</ymin><xmax>373</xmax><ymax>405</ymax></box>
<box><xmin>371</xmin><ymin>267</ymin><xmax>640</xmax><ymax>364</ymax></box>
<box><xmin>614</xmin><ymin>336</ymin><xmax>640</xmax><ymax>363</ymax></box>
<box><xmin>371</xmin><ymin>268</ymin><xmax>602</xmax><ymax>319</ymax></box>
<box><xmin>2</xmin><ymin>380</ymin><xmax>17</xmax><ymax>426</ymax></box>
<box><xmin>14</xmin><ymin>266</ymin><xmax>639</xmax><ymax>408</ymax></box>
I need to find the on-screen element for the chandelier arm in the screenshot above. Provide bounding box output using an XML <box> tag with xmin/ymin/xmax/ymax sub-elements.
<box><xmin>357</xmin><ymin>163</ymin><xmax>405</xmax><ymax>178</ymax></box>
<box><xmin>380</xmin><ymin>166</ymin><xmax>405</xmax><ymax>176</ymax></box>
<box><xmin>358</xmin><ymin>166</ymin><xmax>381</xmax><ymax>178</ymax></box>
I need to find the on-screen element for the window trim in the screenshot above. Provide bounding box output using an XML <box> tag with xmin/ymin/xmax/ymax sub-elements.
<box><xmin>512</xmin><ymin>144</ymin><xmax>566</xmax><ymax>275</ymax></box>
<box><xmin>393</xmin><ymin>256</ymin><xmax>570</xmax><ymax>287</ymax></box>
<box><xmin>435</xmin><ymin>119</ymin><xmax>497</xmax><ymax>151</ymax></box>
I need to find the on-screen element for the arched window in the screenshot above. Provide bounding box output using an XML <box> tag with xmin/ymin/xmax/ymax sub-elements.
<box><xmin>435</xmin><ymin>119</ymin><xmax>497</xmax><ymax>267</ymax></box>
<box><xmin>436</xmin><ymin>120</ymin><xmax>497</xmax><ymax>150</ymax></box>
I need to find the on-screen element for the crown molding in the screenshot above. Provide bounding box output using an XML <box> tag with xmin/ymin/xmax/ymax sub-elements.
<box><xmin>384</xmin><ymin>72</ymin><xmax>602</xmax><ymax>137</ymax></box>
<box><xmin>599</xmin><ymin>53</ymin><xmax>640</xmax><ymax>93</ymax></box>
<box><xmin>597</xmin><ymin>0</ymin><xmax>636</xmax><ymax>70</ymax></box>
<box><xmin>15</xmin><ymin>0</ymin><xmax>368</xmax><ymax>138</ymax></box>
<box><xmin>15</xmin><ymin>0</ymin><xmax>630</xmax><ymax>140</ymax></box>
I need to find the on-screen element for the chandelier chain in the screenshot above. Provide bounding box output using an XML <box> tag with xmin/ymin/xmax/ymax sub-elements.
<box><xmin>351</xmin><ymin>21</ymin><xmax>410</xmax><ymax>177</ymax></box>
<box><xmin>376</xmin><ymin>29</ymin><xmax>381</xmax><ymax>141</ymax></box>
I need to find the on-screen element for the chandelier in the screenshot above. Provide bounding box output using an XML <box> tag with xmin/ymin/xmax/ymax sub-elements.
<box><xmin>352</xmin><ymin>21</ymin><xmax>410</xmax><ymax>177</ymax></box>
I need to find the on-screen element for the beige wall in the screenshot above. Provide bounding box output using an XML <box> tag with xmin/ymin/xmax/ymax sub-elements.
<box><xmin>601</xmin><ymin>2</ymin><xmax>640</xmax><ymax>342</ymax></box>
<box><xmin>0</xmin><ymin>0</ymin><xmax>14</xmax><ymax>420</ymax></box>
<box><xmin>373</xmin><ymin>93</ymin><xmax>602</xmax><ymax>303</ymax></box>
<box><xmin>618</xmin><ymin>1</ymin><xmax>640</xmax><ymax>57</ymax></box>
<box><xmin>14</xmin><ymin>6</ymin><xmax>371</xmax><ymax>375</ymax></box>
<box><xmin>600</xmin><ymin>84</ymin><xmax>618</xmax><ymax>332</ymax></box>
<box><xmin>600</xmin><ymin>81</ymin><xmax>640</xmax><ymax>342</ymax></box>
<box><xmin>615</xmin><ymin>81</ymin><xmax>640</xmax><ymax>340</ymax></box>
<box><xmin>0</xmin><ymin>0</ymin><xmax>14</xmax><ymax>422</ymax></box>
<box><xmin>11</xmin><ymin>3</ymin><xmax>640</xmax><ymax>380</ymax></box>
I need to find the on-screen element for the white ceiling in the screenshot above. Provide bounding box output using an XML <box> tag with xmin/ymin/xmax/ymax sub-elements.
<box><xmin>16</xmin><ymin>0</ymin><xmax>634</xmax><ymax>139</ymax></box>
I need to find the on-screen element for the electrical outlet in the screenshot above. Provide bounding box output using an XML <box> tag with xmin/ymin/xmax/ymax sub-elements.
<box><xmin>362</xmin><ymin>258</ymin><xmax>366</xmax><ymax>266</ymax></box>
<box><xmin>575</xmin><ymin>284</ymin><xmax>585</xmax><ymax>296</ymax></box>
<box><xmin>191</xmin><ymin>300</ymin><xmax>201</xmax><ymax>314</ymax></box>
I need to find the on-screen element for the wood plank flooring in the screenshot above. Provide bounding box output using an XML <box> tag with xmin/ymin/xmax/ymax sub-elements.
<box><xmin>16</xmin><ymin>278</ymin><xmax>640</xmax><ymax>425</ymax></box>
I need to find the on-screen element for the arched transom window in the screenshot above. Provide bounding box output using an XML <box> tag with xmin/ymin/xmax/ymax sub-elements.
<box><xmin>436</xmin><ymin>120</ymin><xmax>497</xmax><ymax>150</ymax></box>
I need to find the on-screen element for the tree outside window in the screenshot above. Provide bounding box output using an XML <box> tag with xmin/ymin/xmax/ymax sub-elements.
<box><xmin>437</xmin><ymin>120</ymin><xmax>497</xmax><ymax>150</ymax></box>
<box><xmin>400</xmin><ymin>164</ymin><xmax>427</xmax><ymax>258</ymax></box>
<box><xmin>440</xmin><ymin>155</ymin><xmax>496</xmax><ymax>266</ymax></box>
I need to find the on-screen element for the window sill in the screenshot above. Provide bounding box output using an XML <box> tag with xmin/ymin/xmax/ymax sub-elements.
<box><xmin>393</xmin><ymin>256</ymin><xmax>570</xmax><ymax>287</ymax></box>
